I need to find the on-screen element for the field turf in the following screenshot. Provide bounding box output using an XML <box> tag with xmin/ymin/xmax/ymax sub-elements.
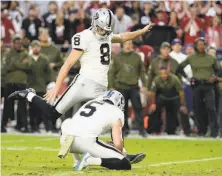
<box><xmin>1</xmin><ymin>134</ymin><xmax>222</xmax><ymax>176</ymax></box>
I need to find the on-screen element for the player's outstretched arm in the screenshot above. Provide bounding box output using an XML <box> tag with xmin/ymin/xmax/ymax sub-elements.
<box><xmin>112</xmin><ymin>119</ymin><xmax>123</xmax><ymax>152</ymax></box>
<box><xmin>111</xmin><ymin>23</ymin><xmax>154</xmax><ymax>43</ymax></box>
<box><xmin>44</xmin><ymin>49</ymin><xmax>83</xmax><ymax>104</ymax></box>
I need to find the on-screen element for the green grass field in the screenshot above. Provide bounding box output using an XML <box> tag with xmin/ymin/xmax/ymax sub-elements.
<box><xmin>1</xmin><ymin>134</ymin><xmax>222</xmax><ymax>176</ymax></box>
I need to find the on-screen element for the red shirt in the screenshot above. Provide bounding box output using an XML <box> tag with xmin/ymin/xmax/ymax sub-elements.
<box><xmin>135</xmin><ymin>45</ymin><xmax>154</xmax><ymax>70</ymax></box>
<box><xmin>180</xmin><ymin>17</ymin><xmax>203</xmax><ymax>45</ymax></box>
<box><xmin>1</xmin><ymin>17</ymin><xmax>15</xmax><ymax>45</ymax></box>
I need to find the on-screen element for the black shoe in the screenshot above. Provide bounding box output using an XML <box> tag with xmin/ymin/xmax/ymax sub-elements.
<box><xmin>139</xmin><ymin>130</ymin><xmax>148</xmax><ymax>138</ymax></box>
<box><xmin>8</xmin><ymin>88</ymin><xmax>36</xmax><ymax>100</ymax></box>
<box><xmin>1</xmin><ymin>127</ymin><xmax>7</xmax><ymax>133</ymax></box>
<box><xmin>127</xmin><ymin>153</ymin><xmax>146</xmax><ymax>164</ymax></box>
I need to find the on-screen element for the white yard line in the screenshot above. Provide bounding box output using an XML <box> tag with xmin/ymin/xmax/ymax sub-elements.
<box><xmin>1</xmin><ymin>146</ymin><xmax>59</xmax><ymax>151</ymax></box>
<box><xmin>1</xmin><ymin>139</ymin><xmax>25</xmax><ymax>143</ymax></box>
<box><xmin>1</xmin><ymin>137</ymin><xmax>58</xmax><ymax>143</ymax></box>
<box><xmin>134</xmin><ymin>157</ymin><xmax>222</xmax><ymax>168</ymax></box>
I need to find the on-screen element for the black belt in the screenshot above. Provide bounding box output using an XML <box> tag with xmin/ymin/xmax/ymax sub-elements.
<box><xmin>191</xmin><ymin>78</ymin><xmax>214</xmax><ymax>86</ymax></box>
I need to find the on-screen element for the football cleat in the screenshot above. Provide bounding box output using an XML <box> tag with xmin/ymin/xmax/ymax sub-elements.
<box><xmin>8</xmin><ymin>88</ymin><xmax>36</xmax><ymax>100</ymax></box>
<box><xmin>75</xmin><ymin>152</ymin><xmax>91</xmax><ymax>171</ymax></box>
<box><xmin>127</xmin><ymin>153</ymin><xmax>146</xmax><ymax>164</ymax></box>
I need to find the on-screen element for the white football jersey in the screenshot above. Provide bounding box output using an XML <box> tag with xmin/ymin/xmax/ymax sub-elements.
<box><xmin>61</xmin><ymin>99</ymin><xmax>124</xmax><ymax>137</ymax></box>
<box><xmin>71</xmin><ymin>28</ymin><xmax>112</xmax><ymax>87</ymax></box>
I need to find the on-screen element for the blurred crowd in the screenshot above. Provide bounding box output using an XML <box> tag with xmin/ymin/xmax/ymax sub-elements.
<box><xmin>1</xmin><ymin>1</ymin><xmax>222</xmax><ymax>137</ymax></box>
<box><xmin>1</xmin><ymin>1</ymin><xmax>222</xmax><ymax>47</ymax></box>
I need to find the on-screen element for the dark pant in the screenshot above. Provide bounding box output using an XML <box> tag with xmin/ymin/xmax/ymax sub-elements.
<box><xmin>29</xmin><ymin>92</ymin><xmax>52</xmax><ymax>131</ymax></box>
<box><xmin>2</xmin><ymin>83</ymin><xmax>28</xmax><ymax>130</ymax></box>
<box><xmin>117</xmin><ymin>87</ymin><xmax>144</xmax><ymax>133</ymax></box>
<box><xmin>184</xmin><ymin>84</ymin><xmax>193</xmax><ymax>112</ymax></box>
<box><xmin>218</xmin><ymin>95</ymin><xmax>222</xmax><ymax>134</ymax></box>
<box><xmin>148</xmin><ymin>97</ymin><xmax>179</xmax><ymax>134</ymax></box>
<box><xmin>193</xmin><ymin>84</ymin><xmax>218</xmax><ymax>137</ymax></box>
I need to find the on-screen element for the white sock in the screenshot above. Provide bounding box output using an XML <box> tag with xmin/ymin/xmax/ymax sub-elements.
<box><xmin>86</xmin><ymin>156</ymin><xmax>102</xmax><ymax>166</ymax></box>
<box><xmin>27</xmin><ymin>92</ymin><xmax>36</xmax><ymax>102</ymax></box>
<box><xmin>72</xmin><ymin>153</ymin><xmax>80</xmax><ymax>163</ymax></box>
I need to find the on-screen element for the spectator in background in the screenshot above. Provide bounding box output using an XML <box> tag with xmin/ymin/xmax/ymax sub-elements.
<box><xmin>169</xmin><ymin>1</ymin><xmax>189</xmax><ymax>20</ymax></box>
<box><xmin>42</xmin><ymin>1</ymin><xmax>58</xmax><ymax>38</ymax></box>
<box><xmin>68</xmin><ymin>9</ymin><xmax>91</xmax><ymax>40</ymax></box>
<box><xmin>38</xmin><ymin>28</ymin><xmax>63</xmax><ymax>81</ymax></box>
<box><xmin>180</xmin><ymin>6</ymin><xmax>203</xmax><ymax>45</ymax></box>
<box><xmin>140</xmin><ymin>1</ymin><xmax>154</xmax><ymax>25</ymax></box>
<box><xmin>207</xmin><ymin>46</ymin><xmax>217</xmax><ymax>57</ymax></box>
<box><xmin>147</xmin><ymin>42</ymin><xmax>181</xmax><ymax>91</ymax></box>
<box><xmin>155</xmin><ymin>1</ymin><xmax>167</xmax><ymax>13</ymax></box>
<box><xmin>153</xmin><ymin>1</ymin><xmax>168</xmax><ymax>26</ymax></box>
<box><xmin>1</xmin><ymin>36</ymin><xmax>32</xmax><ymax>133</ymax></box>
<box><xmin>168</xmin><ymin>11</ymin><xmax>179</xmax><ymax>28</ymax></box>
<box><xmin>131</xmin><ymin>30</ymin><xmax>154</xmax><ymax>71</ymax></box>
<box><xmin>61</xmin><ymin>1</ymin><xmax>70</xmax><ymax>20</ymax></box>
<box><xmin>170</xmin><ymin>39</ymin><xmax>193</xmax><ymax>82</ymax></box>
<box><xmin>148</xmin><ymin>66</ymin><xmax>189</xmax><ymax>135</ymax></box>
<box><xmin>184</xmin><ymin>44</ymin><xmax>195</xmax><ymax>56</ymax></box>
<box><xmin>22</xmin><ymin>6</ymin><xmax>42</xmax><ymax>41</ymax></box>
<box><xmin>68</xmin><ymin>1</ymin><xmax>76</xmax><ymax>11</ymax></box>
<box><xmin>68</xmin><ymin>9</ymin><xmax>79</xmax><ymax>39</ymax></box>
<box><xmin>175</xmin><ymin>26</ymin><xmax>184</xmax><ymax>41</ymax></box>
<box><xmin>108</xmin><ymin>40</ymin><xmax>148</xmax><ymax>137</ymax></box>
<box><xmin>38</xmin><ymin>28</ymin><xmax>63</xmax><ymax>132</ymax></box>
<box><xmin>87</xmin><ymin>1</ymin><xmax>100</xmax><ymax>18</ymax></box>
<box><xmin>7</xmin><ymin>1</ymin><xmax>23</xmax><ymax>33</ymax></box>
<box><xmin>170</xmin><ymin>39</ymin><xmax>193</xmax><ymax>114</ymax></box>
<box><xmin>217</xmin><ymin>70</ymin><xmax>222</xmax><ymax>137</ymax></box>
<box><xmin>1</xmin><ymin>9</ymin><xmax>15</xmax><ymax>45</ymax></box>
<box><xmin>28</xmin><ymin>40</ymin><xmax>52</xmax><ymax>133</ymax></box>
<box><xmin>22</xmin><ymin>36</ymin><xmax>31</xmax><ymax>53</ymax></box>
<box><xmin>205</xmin><ymin>15</ymin><xmax>222</xmax><ymax>48</ymax></box>
<box><xmin>153</xmin><ymin>10</ymin><xmax>168</xmax><ymax>26</ymax></box>
<box><xmin>113</xmin><ymin>6</ymin><xmax>133</xmax><ymax>34</ymax></box>
<box><xmin>200</xmin><ymin>1</ymin><xmax>221</xmax><ymax>26</ymax></box>
<box><xmin>51</xmin><ymin>12</ymin><xmax>69</xmax><ymax>45</ymax></box>
<box><xmin>75</xmin><ymin>8</ymin><xmax>91</xmax><ymax>33</ymax></box>
<box><xmin>1</xmin><ymin>40</ymin><xmax>9</xmax><ymax>102</ymax></box>
<box><xmin>179</xmin><ymin>38</ymin><xmax>220</xmax><ymax>137</ymax></box>
<box><xmin>127</xmin><ymin>1</ymin><xmax>141</xmax><ymax>18</ymax></box>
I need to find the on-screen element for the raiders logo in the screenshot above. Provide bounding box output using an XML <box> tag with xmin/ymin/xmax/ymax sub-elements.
<box><xmin>94</xmin><ymin>12</ymin><xmax>99</xmax><ymax>20</ymax></box>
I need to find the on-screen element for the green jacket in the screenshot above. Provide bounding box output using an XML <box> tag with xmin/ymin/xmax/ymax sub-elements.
<box><xmin>151</xmin><ymin>73</ymin><xmax>183</xmax><ymax>100</ymax></box>
<box><xmin>108</xmin><ymin>51</ymin><xmax>147</xmax><ymax>89</ymax></box>
<box><xmin>28</xmin><ymin>54</ymin><xmax>52</xmax><ymax>93</ymax></box>
<box><xmin>1</xmin><ymin>48</ymin><xmax>9</xmax><ymax>87</ymax></box>
<box><xmin>40</xmin><ymin>44</ymin><xmax>63</xmax><ymax>80</ymax></box>
<box><xmin>147</xmin><ymin>56</ymin><xmax>180</xmax><ymax>90</ymax></box>
<box><xmin>179</xmin><ymin>53</ymin><xmax>221</xmax><ymax>80</ymax></box>
<box><xmin>4</xmin><ymin>49</ymin><xmax>32</xmax><ymax>84</ymax></box>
